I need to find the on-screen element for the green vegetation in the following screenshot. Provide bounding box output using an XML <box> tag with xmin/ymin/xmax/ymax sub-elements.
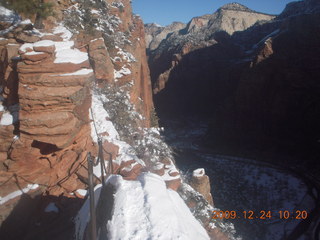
<box><xmin>2</xmin><ymin>0</ymin><xmax>54</xmax><ymax>19</ymax></box>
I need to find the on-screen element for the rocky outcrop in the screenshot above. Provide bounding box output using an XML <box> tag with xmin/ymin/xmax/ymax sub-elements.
<box><xmin>189</xmin><ymin>168</ymin><xmax>214</xmax><ymax>206</ymax></box>
<box><xmin>146</xmin><ymin>3</ymin><xmax>275</xmax><ymax>96</ymax></box>
<box><xmin>145</xmin><ymin>22</ymin><xmax>186</xmax><ymax>51</ymax></box>
<box><xmin>0</xmin><ymin>1</ymin><xmax>156</xmax><ymax>234</ymax></box>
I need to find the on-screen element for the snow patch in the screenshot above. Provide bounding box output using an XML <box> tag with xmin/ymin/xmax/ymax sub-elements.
<box><xmin>52</xmin><ymin>68</ymin><xmax>93</xmax><ymax>76</ymax></box>
<box><xmin>75</xmin><ymin>174</ymin><xmax>209</xmax><ymax>240</ymax></box>
<box><xmin>0</xmin><ymin>184</ymin><xmax>39</xmax><ymax>205</ymax></box>
<box><xmin>54</xmin><ymin>48</ymin><xmax>88</xmax><ymax>64</ymax></box>
<box><xmin>0</xmin><ymin>112</ymin><xmax>13</xmax><ymax>125</ymax></box>
<box><xmin>193</xmin><ymin>168</ymin><xmax>205</xmax><ymax>177</ymax></box>
<box><xmin>33</xmin><ymin>40</ymin><xmax>55</xmax><ymax>47</ymax></box>
<box><xmin>24</xmin><ymin>51</ymin><xmax>45</xmax><ymax>55</ymax></box>
<box><xmin>53</xmin><ymin>25</ymin><xmax>73</xmax><ymax>41</ymax></box>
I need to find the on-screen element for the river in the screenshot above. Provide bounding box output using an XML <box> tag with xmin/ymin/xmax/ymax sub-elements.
<box><xmin>160</xmin><ymin>117</ymin><xmax>317</xmax><ymax>240</ymax></box>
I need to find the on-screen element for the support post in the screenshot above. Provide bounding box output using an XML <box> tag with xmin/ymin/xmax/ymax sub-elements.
<box><xmin>88</xmin><ymin>152</ymin><xmax>97</xmax><ymax>240</ymax></box>
<box><xmin>98</xmin><ymin>138</ymin><xmax>105</xmax><ymax>186</ymax></box>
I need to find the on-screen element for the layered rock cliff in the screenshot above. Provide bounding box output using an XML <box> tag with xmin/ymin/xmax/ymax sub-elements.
<box><xmin>146</xmin><ymin>3</ymin><xmax>275</xmax><ymax>95</ymax></box>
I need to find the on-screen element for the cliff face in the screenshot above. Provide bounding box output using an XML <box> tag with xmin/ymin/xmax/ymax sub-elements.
<box><xmin>146</xmin><ymin>3</ymin><xmax>275</xmax><ymax>95</ymax></box>
<box><xmin>0</xmin><ymin>0</ymin><xmax>156</xmax><ymax>235</ymax></box>
<box><xmin>147</xmin><ymin>0</ymin><xmax>320</xmax><ymax>166</ymax></box>
<box><xmin>0</xmin><ymin>2</ymin><xmax>232</xmax><ymax>239</ymax></box>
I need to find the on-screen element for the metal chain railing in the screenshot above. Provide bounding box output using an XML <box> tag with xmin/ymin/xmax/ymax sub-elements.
<box><xmin>87</xmin><ymin>107</ymin><xmax>114</xmax><ymax>240</ymax></box>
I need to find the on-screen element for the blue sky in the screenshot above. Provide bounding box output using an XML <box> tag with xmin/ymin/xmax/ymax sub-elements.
<box><xmin>132</xmin><ymin>0</ymin><xmax>296</xmax><ymax>26</ymax></box>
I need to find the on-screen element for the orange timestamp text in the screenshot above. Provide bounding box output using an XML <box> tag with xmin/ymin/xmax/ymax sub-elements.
<box><xmin>211</xmin><ymin>210</ymin><xmax>308</xmax><ymax>220</ymax></box>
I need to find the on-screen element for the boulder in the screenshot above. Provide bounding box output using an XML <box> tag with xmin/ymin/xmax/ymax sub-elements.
<box><xmin>15</xmin><ymin>32</ymin><xmax>41</xmax><ymax>43</ymax></box>
<box><xmin>40</xmin><ymin>34</ymin><xmax>64</xmax><ymax>42</ymax></box>
<box><xmin>189</xmin><ymin>168</ymin><xmax>214</xmax><ymax>206</ymax></box>
<box><xmin>33</xmin><ymin>45</ymin><xmax>56</xmax><ymax>54</ymax></box>
<box><xmin>165</xmin><ymin>178</ymin><xmax>181</xmax><ymax>191</ymax></box>
<box><xmin>22</xmin><ymin>52</ymin><xmax>50</xmax><ymax>62</ymax></box>
<box><xmin>88</xmin><ymin>38</ymin><xmax>114</xmax><ymax>82</ymax></box>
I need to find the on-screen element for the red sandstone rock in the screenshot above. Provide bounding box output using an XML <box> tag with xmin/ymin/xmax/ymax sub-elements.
<box><xmin>120</xmin><ymin>163</ymin><xmax>143</xmax><ymax>180</ymax></box>
<box><xmin>40</xmin><ymin>34</ymin><xmax>64</xmax><ymax>42</ymax></box>
<box><xmin>22</xmin><ymin>52</ymin><xmax>50</xmax><ymax>62</ymax></box>
<box><xmin>17</xmin><ymin>60</ymin><xmax>90</xmax><ymax>74</ymax></box>
<box><xmin>189</xmin><ymin>169</ymin><xmax>214</xmax><ymax>206</ymax></box>
<box><xmin>33</xmin><ymin>45</ymin><xmax>56</xmax><ymax>54</ymax></box>
<box><xmin>88</xmin><ymin>38</ymin><xmax>114</xmax><ymax>82</ymax></box>
<box><xmin>165</xmin><ymin>178</ymin><xmax>181</xmax><ymax>191</ymax></box>
<box><xmin>15</xmin><ymin>32</ymin><xmax>40</xmax><ymax>43</ymax></box>
<box><xmin>19</xmin><ymin>71</ymin><xmax>93</xmax><ymax>87</ymax></box>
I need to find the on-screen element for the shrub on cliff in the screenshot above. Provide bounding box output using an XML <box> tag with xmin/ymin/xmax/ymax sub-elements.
<box><xmin>1</xmin><ymin>0</ymin><xmax>54</xmax><ymax>19</ymax></box>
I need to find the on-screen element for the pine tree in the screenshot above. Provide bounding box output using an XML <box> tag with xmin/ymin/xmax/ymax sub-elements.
<box><xmin>1</xmin><ymin>0</ymin><xmax>53</xmax><ymax>19</ymax></box>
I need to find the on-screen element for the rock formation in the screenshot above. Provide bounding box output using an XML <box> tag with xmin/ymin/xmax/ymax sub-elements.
<box><xmin>0</xmin><ymin>1</ymin><xmax>159</xmax><ymax>238</ymax></box>
<box><xmin>146</xmin><ymin>2</ymin><xmax>275</xmax><ymax>95</ymax></box>
<box><xmin>0</xmin><ymin>1</ymin><xmax>231</xmax><ymax>239</ymax></box>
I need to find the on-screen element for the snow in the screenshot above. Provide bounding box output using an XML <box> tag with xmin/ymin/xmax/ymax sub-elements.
<box><xmin>33</xmin><ymin>40</ymin><xmax>55</xmax><ymax>47</ymax></box>
<box><xmin>114</xmin><ymin>67</ymin><xmax>131</xmax><ymax>79</ymax></box>
<box><xmin>54</xmin><ymin>41</ymin><xmax>74</xmax><ymax>52</ymax></box>
<box><xmin>25</xmin><ymin>51</ymin><xmax>45</xmax><ymax>55</ymax></box>
<box><xmin>19</xmin><ymin>43</ymin><xmax>34</xmax><ymax>53</ymax></box>
<box><xmin>193</xmin><ymin>168</ymin><xmax>205</xmax><ymax>177</ymax></box>
<box><xmin>0</xmin><ymin>184</ymin><xmax>39</xmax><ymax>205</ymax></box>
<box><xmin>153</xmin><ymin>162</ymin><xmax>164</xmax><ymax>170</ymax></box>
<box><xmin>20</xmin><ymin>19</ymin><xmax>32</xmax><ymax>25</ymax></box>
<box><xmin>90</xmin><ymin>91</ymin><xmax>145</xmax><ymax>169</ymax></box>
<box><xmin>44</xmin><ymin>203</ymin><xmax>59</xmax><ymax>213</ymax></box>
<box><xmin>53</xmin><ymin>25</ymin><xmax>72</xmax><ymax>41</ymax></box>
<box><xmin>117</xmin><ymin>48</ymin><xmax>136</xmax><ymax>62</ymax></box>
<box><xmin>0</xmin><ymin>6</ymin><xmax>18</xmax><ymax>22</ymax></box>
<box><xmin>52</xmin><ymin>68</ymin><xmax>93</xmax><ymax>76</ymax></box>
<box><xmin>74</xmin><ymin>184</ymin><xmax>102</xmax><ymax>240</ymax></box>
<box><xmin>76</xmin><ymin>189</ymin><xmax>87</xmax><ymax>197</ymax></box>
<box><xmin>54</xmin><ymin>48</ymin><xmax>88</xmax><ymax>64</ymax></box>
<box><xmin>75</xmin><ymin>174</ymin><xmax>209</xmax><ymax>240</ymax></box>
<box><xmin>0</xmin><ymin>112</ymin><xmax>13</xmax><ymax>125</ymax></box>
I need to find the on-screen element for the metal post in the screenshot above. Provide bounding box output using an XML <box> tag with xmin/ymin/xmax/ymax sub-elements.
<box><xmin>98</xmin><ymin>138</ymin><xmax>105</xmax><ymax>186</ymax></box>
<box><xmin>88</xmin><ymin>152</ymin><xmax>97</xmax><ymax>240</ymax></box>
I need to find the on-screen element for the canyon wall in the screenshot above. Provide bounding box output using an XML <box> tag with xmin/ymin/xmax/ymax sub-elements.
<box><xmin>147</xmin><ymin>0</ymin><xmax>320</xmax><ymax>167</ymax></box>
<box><xmin>0</xmin><ymin>0</ymin><xmax>156</xmax><ymax>237</ymax></box>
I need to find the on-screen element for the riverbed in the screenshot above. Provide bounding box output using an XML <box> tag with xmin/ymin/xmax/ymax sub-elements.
<box><xmin>161</xmin><ymin>118</ymin><xmax>316</xmax><ymax>240</ymax></box>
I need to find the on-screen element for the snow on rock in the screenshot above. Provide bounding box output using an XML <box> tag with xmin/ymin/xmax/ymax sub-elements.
<box><xmin>193</xmin><ymin>168</ymin><xmax>205</xmax><ymax>177</ymax></box>
<box><xmin>0</xmin><ymin>112</ymin><xmax>13</xmax><ymax>125</ymax></box>
<box><xmin>116</xmin><ymin>48</ymin><xmax>136</xmax><ymax>62</ymax></box>
<box><xmin>44</xmin><ymin>202</ymin><xmax>59</xmax><ymax>213</ymax></box>
<box><xmin>53</xmin><ymin>25</ymin><xmax>73</xmax><ymax>41</ymax></box>
<box><xmin>33</xmin><ymin>40</ymin><xmax>55</xmax><ymax>47</ymax></box>
<box><xmin>19</xmin><ymin>43</ymin><xmax>34</xmax><ymax>53</ymax></box>
<box><xmin>76</xmin><ymin>189</ymin><xmax>87</xmax><ymax>197</ymax></box>
<box><xmin>52</xmin><ymin>68</ymin><xmax>93</xmax><ymax>76</ymax></box>
<box><xmin>90</xmin><ymin>90</ymin><xmax>145</xmax><ymax>169</ymax></box>
<box><xmin>54</xmin><ymin>41</ymin><xmax>74</xmax><ymax>51</ymax></box>
<box><xmin>54</xmin><ymin>48</ymin><xmax>88</xmax><ymax>64</ymax></box>
<box><xmin>0</xmin><ymin>184</ymin><xmax>39</xmax><ymax>205</ymax></box>
<box><xmin>24</xmin><ymin>51</ymin><xmax>46</xmax><ymax>55</ymax></box>
<box><xmin>0</xmin><ymin>6</ymin><xmax>19</xmax><ymax>23</ymax></box>
<box><xmin>74</xmin><ymin>184</ymin><xmax>102</xmax><ymax>240</ymax></box>
<box><xmin>114</xmin><ymin>67</ymin><xmax>131</xmax><ymax>79</ymax></box>
<box><xmin>75</xmin><ymin>174</ymin><xmax>210</xmax><ymax>240</ymax></box>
